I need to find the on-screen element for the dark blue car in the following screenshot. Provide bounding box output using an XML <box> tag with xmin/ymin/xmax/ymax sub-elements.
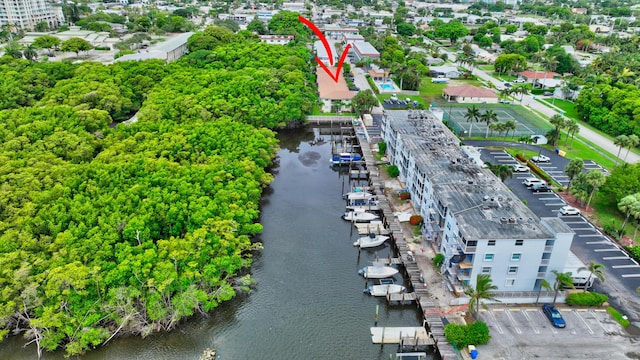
<box><xmin>542</xmin><ymin>304</ymin><xmax>566</xmax><ymax>328</ymax></box>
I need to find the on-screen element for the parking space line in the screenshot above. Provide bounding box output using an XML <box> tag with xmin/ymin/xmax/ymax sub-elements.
<box><xmin>572</xmin><ymin>227</ymin><xmax>597</xmax><ymax>230</ymax></box>
<box><xmin>579</xmin><ymin>234</ymin><xmax>607</xmax><ymax>237</ymax></box>
<box><xmin>588</xmin><ymin>311</ymin><xmax>608</xmax><ymax>332</ymax></box>
<box><xmin>544</xmin><ymin>203</ymin><xmax>566</xmax><ymax>206</ymax></box>
<box><xmin>505</xmin><ymin>309</ymin><xmax>522</xmax><ymax>334</ymax></box>
<box><xmin>563</xmin><ymin>221</ymin><xmax>590</xmax><ymax>225</ymax></box>
<box><xmin>488</xmin><ymin>310</ymin><xmax>504</xmax><ymax>335</ymax></box>
<box><xmin>573</xmin><ymin>310</ymin><xmax>595</xmax><ymax>335</ymax></box>
<box><xmin>520</xmin><ymin>309</ymin><xmax>540</xmax><ymax>334</ymax></box>
<box><xmin>621</xmin><ymin>274</ymin><xmax>640</xmax><ymax>278</ymax></box>
<box><xmin>612</xmin><ymin>264</ymin><xmax>640</xmax><ymax>268</ymax></box>
<box><xmin>602</xmin><ymin>256</ymin><xmax>630</xmax><ymax>260</ymax></box>
<box><xmin>594</xmin><ymin>248</ymin><xmax>624</xmax><ymax>252</ymax></box>
<box><xmin>586</xmin><ymin>241</ymin><xmax>610</xmax><ymax>245</ymax></box>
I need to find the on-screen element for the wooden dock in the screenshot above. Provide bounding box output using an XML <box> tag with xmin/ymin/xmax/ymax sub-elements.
<box><xmin>370</xmin><ymin>327</ymin><xmax>435</xmax><ymax>346</ymax></box>
<box><xmin>354</xmin><ymin>125</ymin><xmax>458</xmax><ymax>359</ymax></box>
<box><xmin>387</xmin><ymin>292</ymin><xmax>417</xmax><ymax>304</ymax></box>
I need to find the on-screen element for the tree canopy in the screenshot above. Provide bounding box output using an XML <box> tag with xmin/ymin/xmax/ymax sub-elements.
<box><xmin>0</xmin><ymin>28</ymin><xmax>316</xmax><ymax>356</ymax></box>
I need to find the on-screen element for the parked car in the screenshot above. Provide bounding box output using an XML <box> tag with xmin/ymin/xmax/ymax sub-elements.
<box><xmin>531</xmin><ymin>183</ymin><xmax>551</xmax><ymax>192</ymax></box>
<box><xmin>504</xmin><ymin>82</ymin><xmax>512</xmax><ymax>87</ymax></box>
<box><xmin>532</xmin><ymin>155</ymin><xmax>550</xmax><ymax>162</ymax></box>
<box><xmin>543</xmin><ymin>91</ymin><xmax>553</xmax><ymax>96</ymax></box>
<box><xmin>513</xmin><ymin>78</ymin><xmax>526</xmax><ymax>83</ymax></box>
<box><xmin>542</xmin><ymin>304</ymin><xmax>566</xmax><ymax>328</ymax></box>
<box><xmin>523</xmin><ymin>178</ymin><xmax>545</xmax><ymax>187</ymax></box>
<box><xmin>512</xmin><ymin>164</ymin><xmax>529</xmax><ymax>172</ymax></box>
<box><xmin>499</xmin><ymin>99</ymin><xmax>511</xmax><ymax>104</ymax></box>
<box><xmin>559</xmin><ymin>206</ymin><xmax>580</xmax><ymax>215</ymax></box>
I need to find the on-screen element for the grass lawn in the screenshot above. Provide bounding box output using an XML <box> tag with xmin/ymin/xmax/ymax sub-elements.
<box><xmin>477</xmin><ymin>65</ymin><xmax>494</xmax><ymax>71</ymax></box>
<box><xmin>419</xmin><ymin>80</ymin><xmax>447</xmax><ymax>102</ymax></box>
<box><xmin>541</xmin><ymin>98</ymin><xmax>579</xmax><ymax>120</ymax></box>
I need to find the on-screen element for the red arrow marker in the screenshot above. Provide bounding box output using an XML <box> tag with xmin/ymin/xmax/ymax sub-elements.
<box><xmin>299</xmin><ymin>15</ymin><xmax>351</xmax><ymax>83</ymax></box>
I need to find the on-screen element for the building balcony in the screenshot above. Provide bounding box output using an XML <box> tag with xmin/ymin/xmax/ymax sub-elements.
<box><xmin>540</xmin><ymin>259</ymin><xmax>549</xmax><ymax>265</ymax></box>
<box><xmin>537</xmin><ymin>272</ymin><xmax>546</xmax><ymax>278</ymax></box>
<box><xmin>457</xmin><ymin>270</ymin><xmax>471</xmax><ymax>281</ymax></box>
<box><xmin>544</xmin><ymin>246</ymin><xmax>553</xmax><ymax>252</ymax></box>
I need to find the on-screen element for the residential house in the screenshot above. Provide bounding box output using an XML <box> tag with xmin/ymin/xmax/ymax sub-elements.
<box><xmin>314</xmin><ymin>40</ymin><xmax>338</xmax><ymax>65</ymax></box>
<box><xmin>259</xmin><ymin>35</ymin><xmax>294</xmax><ymax>45</ymax></box>
<box><xmin>323</xmin><ymin>25</ymin><xmax>359</xmax><ymax>40</ymax></box>
<box><xmin>517</xmin><ymin>71</ymin><xmax>561</xmax><ymax>88</ymax></box>
<box><xmin>342</xmin><ymin>34</ymin><xmax>365</xmax><ymax>44</ymax></box>
<box><xmin>380</xmin><ymin>110</ymin><xmax>575</xmax><ymax>294</ymax></box>
<box><xmin>430</xmin><ymin>66</ymin><xmax>461</xmax><ymax>79</ymax></box>
<box><xmin>317</xmin><ymin>66</ymin><xmax>354</xmax><ymax>113</ymax></box>
<box><xmin>442</xmin><ymin>85</ymin><xmax>498</xmax><ymax>103</ymax></box>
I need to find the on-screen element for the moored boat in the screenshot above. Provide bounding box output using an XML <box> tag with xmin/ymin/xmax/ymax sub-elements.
<box><xmin>353</xmin><ymin>233</ymin><xmax>389</xmax><ymax>248</ymax></box>
<box><xmin>342</xmin><ymin>211</ymin><xmax>379</xmax><ymax>222</ymax></box>
<box><xmin>331</xmin><ymin>152</ymin><xmax>362</xmax><ymax>165</ymax></box>
<box><xmin>364</xmin><ymin>284</ymin><xmax>406</xmax><ymax>296</ymax></box>
<box><xmin>358</xmin><ymin>266</ymin><xmax>399</xmax><ymax>278</ymax></box>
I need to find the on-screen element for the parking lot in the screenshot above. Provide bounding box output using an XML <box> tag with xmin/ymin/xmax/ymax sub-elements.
<box><xmin>480</xmin><ymin>149</ymin><xmax>640</xmax><ymax>294</ymax></box>
<box><xmin>476</xmin><ymin>306</ymin><xmax>637</xmax><ymax>360</ymax></box>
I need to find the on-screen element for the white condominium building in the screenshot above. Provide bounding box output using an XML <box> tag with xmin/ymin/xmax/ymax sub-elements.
<box><xmin>0</xmin><ymin>0</ymin><xmax>64</xmax><ymax>30</ymax></box>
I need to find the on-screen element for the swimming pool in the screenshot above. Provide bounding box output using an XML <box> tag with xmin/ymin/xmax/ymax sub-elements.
<box><xmin>379</xmin><ymin>83</ymin><xmax>395</xmax><ymax>90</ymax></box>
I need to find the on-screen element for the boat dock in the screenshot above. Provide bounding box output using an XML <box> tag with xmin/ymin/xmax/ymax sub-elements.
<box><xmin>370</xmin><ymin>327</ymin><xmax>435</xmax><ymax>346</ymax></box>
<box><xmin>346</xmin><ymin>123</ymin><xmax>458</xmax><ymax>360</ymax></box>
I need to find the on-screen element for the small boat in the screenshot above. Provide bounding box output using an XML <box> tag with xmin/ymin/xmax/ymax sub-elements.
<box><xmin>358</xmin><ymin>266</ymin><xmax>399</xmax><ymax>279</ymax></box>
<box><xmin>331</xmin><ymin>152</ymin><xmax>362</xmax><ymax>164</ymax></box>
<box><xmin>353</xmin><ymin>233</ymin><xmax>389</xmax><ymax>248</ymax></box>
<box><xmin>346</xmin><ymin>202</ymin><xmax>381</xmax><ymax>212</ymax></box>
<box><xmin>342</xmin><ymin>211</ymin><xmax>379</xmax><ymax>222</ymax></box>
<box><xmin>365</xmin><ymin>284</ymin><xmax>406</xmax><ymax>296</ymax></box>
<box><xmin>343</xmin><ymin>192</ymin><xmax>376</xmax><ymax>201</ymax></box>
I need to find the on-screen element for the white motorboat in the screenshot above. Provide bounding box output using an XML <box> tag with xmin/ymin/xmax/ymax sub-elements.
<box><xmin>365</xmin><ymin>284</ymin><xmax>406</xmax><ymax>296</ymax></box>
<box><xmin>343</xmin><ymin>192</ymin><xmax>376</xmax><ymax>201</ymax></box>
<box><xmin>353</xmin><ymin>234</ymin><xmax>390</xmax><ymax>248</ymax></box>
<box><xmin>358</xmin><ymin>266</ymin><xmax>399</xmax><ymax>279</ymax></box>
<box><xmin>346</xmin><ymin>200</ymin><xmax>380</xmax><ymax>212</ymax></box>
<box><xmin>342</xmin><ymin>211</ymin><xmax>379</xmax><ymax>222</ymax></box>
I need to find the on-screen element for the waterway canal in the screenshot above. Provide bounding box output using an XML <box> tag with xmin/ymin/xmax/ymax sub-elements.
<box><xmin>0</xmin><ymin>127</ymin><xmax>429</xmax><ymax>360</ymax></box>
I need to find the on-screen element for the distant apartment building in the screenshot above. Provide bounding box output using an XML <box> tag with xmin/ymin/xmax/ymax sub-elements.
<box><xmin>380</xmin><ymin>110</ymin><xmax>574</xmax><ymax>293</ymax></box>
<box><xmin>351</xmin><ymin>41</ymin><xmax>380</xmax><ymax>62</ymax></box>
<box><xmin>322</xmin><ymin>25</ymin><xmax>359</xmax><ymax>39</ymax></box>
<box><xmin>280</xmin><ymin>2</ymin><xmax>305</xmax><ymax>12</ymax></box>
<box><xmin>0</xmin><ymin>0</ymin><xmax>64</xmax><ymax>30</ymax></box>
<box><xmin>314</xmin><ymin>39</ymin><xmax>338</xmax><ymax>65</ymax></box>
<box><xmin>342</xmin><ymin>33</ymin><xmax>365</xmax><ymax>44</ymax></box>
<box><xmin>259</xmin><ymin>35</ymin><xmax>294</xmax><ymax>45</ymax></box>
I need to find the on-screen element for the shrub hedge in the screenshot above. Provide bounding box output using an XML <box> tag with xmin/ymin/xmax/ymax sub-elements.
<box><xmin>444</xmin><ymin>321</ymin><xmax>491</xmax><ymax>349</ymax></box>
<box><xmin>566</xmin><ymin>292</ymin><xmax>608</xmax><ymax>306</ymax></box>
<box><xmin>409</xmin><ymin>215</ymin><xmax>423</xmax><ymax>226</ymax></box>
<box><xmin>434</xmin><ymin>253</ymin><xmax>444</xmax><ymax>268</ymax></box>
<box><xmin>399</xmin><ymin>191</ymin><xmax>411</xmax><ymax>200</ymax></box>
<box><xmin>606</xmin><ymin>306</ymin><xmax>630</xmax><ymax>327</ymax></box>
<box><xmin>527</xmin><ymin>160</ymin><xmax>554</xmax><ymax>184</ymax></box>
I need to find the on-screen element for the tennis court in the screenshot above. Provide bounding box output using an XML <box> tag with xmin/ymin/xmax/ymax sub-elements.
<box><xmin>440</xmin><ymin>104</ymin><xmax>551</xmax><ymax>138</ymax></box>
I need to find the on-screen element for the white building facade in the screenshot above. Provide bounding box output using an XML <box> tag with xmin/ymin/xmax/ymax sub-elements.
<box><xmin>0</xmin><ymin>0</ymin><xmax>64</xmax><ymax>30</ymax></box>
<box><xmin>381</xmin><ymin>110</ymin><xmax>574</xmax><ymax>294</ymax></box>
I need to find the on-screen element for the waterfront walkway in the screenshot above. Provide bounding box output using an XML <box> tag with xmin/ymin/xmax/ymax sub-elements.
<box><xmin>355</xmin><ymin>135</ymin><xmax>459</xmax><ymax>359</ymax></box>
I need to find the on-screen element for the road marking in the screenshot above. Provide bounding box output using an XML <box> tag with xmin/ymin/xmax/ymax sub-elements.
<box><xmin>589</xmin><ymin>311</ymin><xmax>608</xmax><ymax>332</ymax></box>
<box><xmin>493</xmin><ymin>308</ymin><xmax>505</xmax><ymax>312</ymax></box>
<box><xmin>544</xmin><ymin>203</ymin><xmax>566</xmax><ymax>206</ymax></box>
<box><xmin>578</xmin><ymin>234</ymin><xmax>606</xmax><ymax>237</ymax></box>
<box><xmin>563</xmin><ymin>221</ymin><xmax>590</xmax><ymax>224</ymax></box>
<box><xmin>611</xmin><ymin>265</ymin><xmax>639</xmax><ymax>269</ymax></box>
<box><xmin>586</xmin><ymin>241</ymin><xmax>610</xmax><ymax>245</ymax></box>
<box><xmin>488</xmin><ymin>309</ymin><xmax>504</xmax><ymax>334</ymax></box>
<box><xmin>573</xmin><ymin>227</ymin><xmax>598</xmax><ymax>231</ymax></box>
<box><xmin>594</xmin><ymin>248</ymin><xmax>623</xmax><ymax>252</ymax></box>
<box><xmin>621</xmin><ymin>274</ymin><xmax>640</xmax><ymax>278</ymax></box>
<box><xmin>520</xmin><ymin>309</ymin><xmax>540</xmax><ymax>334</ymax></box>
<box><xmin>602</xmin><ymin>256</ymin><xmax>630</xmax><ymax>260</ymax></box>
<box><xmin>573</xmin><ymin>310</ymin><xmax>595</xmax><ymax>335</ymax></box>
<box><xmin>505</xmin><ymin>308</ymin><xmax>522</xmax><ymax>334</ymax></box>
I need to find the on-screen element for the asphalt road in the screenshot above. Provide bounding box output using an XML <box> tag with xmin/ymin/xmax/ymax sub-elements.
<box><xmin>469</xmin><ymin>142</ymin><xmax>640</xmax><ymax>324</ymax></box>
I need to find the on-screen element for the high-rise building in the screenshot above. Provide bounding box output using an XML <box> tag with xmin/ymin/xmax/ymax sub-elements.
<box><xmin>0</xmin><ymin>0</ymin><xmax>64</xmax><ymax>30</ymax></box>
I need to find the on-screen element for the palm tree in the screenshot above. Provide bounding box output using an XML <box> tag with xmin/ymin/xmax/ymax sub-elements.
<box><xmin>551</xmin><ymin>270</ymin><xmax>574</xmax><ymax>304</ymax></box>
<box><xmin>464</xmin><ymin>105</ymin><xmax>481</xmax><ymax>123</ymax></box>
<box><xmin>618</xmin><ymin>193</ymin><xmax>640</xmax><ymax>235</ymax></box>
<box><xmin>564</xmin><ymin>119</ymin><xmax>580</xmax><ymax>147</ymax></box>
<box><xmin>481</xmin><ymin>110</ymin><xmax>498</xmax><ymax>138</ymax></box>
<box><xmin>512</xmin><ymin>84</ymin><xmax>530</xmax><ymax>102</ymax></box>
<box><xmin>465</xmin><ymin>274</ymin><xmax>499</xmax><ymax>314</ymax></box>
<box><xmin>485</xmin><ymin>162</ymin><xmax>514</xmax><ymax>182</ymax></box>
<box><xmin>613</xmin><ymin>135</ymin><xmax>629</xmax><ymax>166</ymax></box>
<box><xmin>564</xmin><ymin>158</ymin><xmax>584</xmax><ymax>193</ymax></box>
<box><xmin>585</xmin><ymin>170</ymin><xmax>606</xmax><ymax>210</ymax></box>
<box><xmin>499</xmin><ymin>87</ymin><xmax>512</xmax><ymax>101</ymax></box>
<box><xmin>23</xmin><ymin>45</ymin><xmax>38</xmax><ymax>61</ymax></box>
<box><xmin>503</xmin><ymin>120</ymin><xmax>516</xmax><ymax>139</ymax></box>
<box><xmin>535</xmin><ymin>279</ymin><xmax>551</xmax><ymax>304</ymax></box>
<box><xmin>578</xmin><ymin>261</ymin><xmax>605</xmax><ymax>292</ymax></box>
<box><xmin>624</xmin><ymin>134</ymin><xmax>639</xmax><ymax>162</ymax></box>
<box><xmin>488</xmin><ymin>122</ymin><xmax>501</xmax><ymax>138</ymax></box>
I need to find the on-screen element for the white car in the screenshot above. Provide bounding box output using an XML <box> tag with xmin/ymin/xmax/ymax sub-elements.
<box><xmin>523</xmin><ymin>178</ymin><xmax>545</xmax><ymax>187</ymax></box>
<box><xmin>532</xmin><ymin>155</ymin><xmax>550</xmax><ymax>162</ymax></box>
<box><xmin>512</xmin><ymin>164</ymin><xmax>529</xmax><ymax>172</ymax></box>
<box><xmin>559</xmin><ymin>206</ymin><xmax>580</xmax><ymax>215</ymax></box>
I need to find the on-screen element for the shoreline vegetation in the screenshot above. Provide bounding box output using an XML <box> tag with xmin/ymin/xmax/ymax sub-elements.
<box><xmin>0</xmin><ymin>25</ymin><xmax>316</xmax><ymax>356</ymax></box>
